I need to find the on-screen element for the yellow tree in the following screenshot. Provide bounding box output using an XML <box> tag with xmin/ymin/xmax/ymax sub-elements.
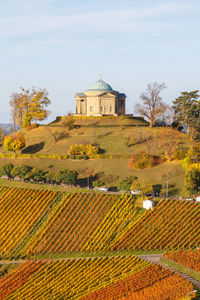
<box><xmin>10</xmin><ymin>87</ymin><xmax>51</xmax><ymax>128</ymax></box>
<box><xmin>4</xmin><ymin>133</ymin><xmax>25</xmax><ymax>153</ymax></box>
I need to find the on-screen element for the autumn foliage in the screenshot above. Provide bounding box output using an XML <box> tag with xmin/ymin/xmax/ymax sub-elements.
<box><xmin>165</xmin><ymin>249</ymin><xmax>200</xmax><ymax>272</ymax></box>
<box><xmin>0</xmin><ymin>257</ymin><xmax>194</xmax><ymax>300</ymax></box>
<box><xmin>3</xmin><ymin>133</ymin><xmax>25</xmax><ymax>152</ymax></box>
<box><xmin>113</xmin><ymin>199</ymin><xmax>200</xmax><ymax>251</ymax></box>
<box><xmin>68</xmin><ymin>144</ymin><xmax>100</xmax><ymax>156</ymax></box>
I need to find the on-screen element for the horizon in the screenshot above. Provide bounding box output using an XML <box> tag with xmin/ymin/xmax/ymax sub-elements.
<box><xmin>1</xmin><ymin>0</ymin><xmax>200</xmax><ymax>123</ymax></box>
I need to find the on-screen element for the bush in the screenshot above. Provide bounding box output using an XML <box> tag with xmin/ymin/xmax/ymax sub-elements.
<box><xmin>45</xmin><ymin>172</ymin><xmax>55</xmax><ymax>184</ymax></box>
<box><xmin>184</xmin><ymin>168</ymin><xmax>200</xmax><ymax>194</ymax></box>
<box><xmin>174</xmin><ymin>146</ymin><xmax>188</xmax><ymax>160</ymax></box>
<box><xmin>92</xmin><ymin>179</ymin><xmax>105</xmax><ymax>187</ymax></box>
<box><xmin>25</xmin><ymin>168</ymin><xmax>47</xmax><ymax>183</ymax></box>
<box><xmin>26</xmin><ymin>123</ymin><xmax>38</xmax><ymax>131</ymax></box>
<box><xmin>10</xmin><ymin>165</ymin><xmax>32</xmax><ymax>179</ymax></box>
<box><xmin>128</xmin><ymin>151</ymin><xmax>161</xmax><ymax>169</ymax></box>
<box><xmin>68</xmin><ymin>144</ymin><xmax>100</xmax><ymax>157</ymax></box>
<box><xmin>0</xmin><ymin>163</ymin><xmax>14</xmax><ymax>178</ymax></box>
<box><xmin>4</xmin><ymin>133</ymin><xmax>25</xmax><ymax>152</ymax></box>
<box><xmin>118</xmin><ymin>176</ymin><xmax>138</xmax><ymax>191</ymax></box>
<box><xmin>54</xmin><ymin>169</ymin><xmax>78</xmax><ymax>185</ymax></box>
<box><xmin>62</xmin><ymin>117</ymin><xmax>75</xmax><ymax>130</ymax></box>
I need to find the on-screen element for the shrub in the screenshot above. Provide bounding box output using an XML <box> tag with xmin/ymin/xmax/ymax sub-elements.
<box><xmin>45</xmin><ymin>172</ymin><xmax>55</xmax><ymax>184</ymax></box>
<box><xmin>118</xmin><ymin>176</ymin><xmax>138</xmax><ymax>191</ymax></box>
<box><xmin>68</xmin><ymin>144</ymin><xmax>100</xmax><ymax>157</ymax></box>
<box><xmin>184</xmin><ymin>168</ymin><xmax>200</xmax><ymax>195</ymax></box>
<box><xmin>25</xmin><ymin>168</ymin><xmax>47</xmax><ymax>183</ymax></box>
<box><xmin>54</xmin><ymin>169</ymin><xmax>78</xmax><ymax>185</ymax></box>
<box><xmin>4</xmin><ymin>133</ymin><xmax>25</xmax><ymax>152</ymax></box>
<box><xmin>92</xmin><ymin>179</ymin><xmax>105</xmax><ymax>187</ymax></box>
<box><xmin>174</xmin><ymin>145</ymin><xmax>188</xmax><ymax>160</ymax></box>
<box><xmin>62</xmin><ymin>117</ymin><xmax>75</xmax><ymax>130</ymax></box>
<box><xmin>10</xmin><ymin>165</ymin><xmax>32</xmax><ymax>179</ymax></box>
<box><xmin>26</xmin><ymin>123</ymin><xmax>38</xmax><ymax>131</ymax></box>
<box><xmin>152</xmin><ymin>184</ymin><xmax>162</xmax><ymax>197</ymax></box>
<box><xmin>130</xmin><ymin>177</ymin><xmax>140</xmax><ymax>191</ymax></box>
<box><xmin>128</xmin><ymin>151</ymin><xmax>160</xmax><ymax>169</ymax></box>
<box><xmin>0</xmin><ymin>163</ymin><xmax>14</xmax><ymax>178</ymax></box>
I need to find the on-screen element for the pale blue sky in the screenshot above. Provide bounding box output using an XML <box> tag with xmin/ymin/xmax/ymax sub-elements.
<box><xmin>0</xmin><ymin>0</ymin><xmax>200</xmax><ymax>123</ymax></box>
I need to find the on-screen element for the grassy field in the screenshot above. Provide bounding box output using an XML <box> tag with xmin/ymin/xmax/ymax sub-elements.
<box><xmin>0</xmin><ymin>120</ymin><xmax>190</xmax><ymax>195</ymax></box>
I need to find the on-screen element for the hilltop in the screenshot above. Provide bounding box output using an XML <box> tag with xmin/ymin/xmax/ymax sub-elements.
<box><xmin>0</xmin><ymin>117</ymin><xmax>190</xmax><ymax>195</ymax></box>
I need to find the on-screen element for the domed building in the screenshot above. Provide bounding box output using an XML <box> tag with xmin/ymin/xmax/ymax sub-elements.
<box><xmin>75</xmin><ymin>77</ymin><xmax>126</xmax><ymax>116</ymax></box>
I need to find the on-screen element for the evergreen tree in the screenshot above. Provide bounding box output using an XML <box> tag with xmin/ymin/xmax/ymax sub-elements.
<box><xmin>173</xmin><ymin>91</ymin><xmax>200</xmax><ymax>137</ymax></box>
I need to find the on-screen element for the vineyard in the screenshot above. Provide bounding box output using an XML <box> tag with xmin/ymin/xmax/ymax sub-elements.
<box><xmin>113</xmin><ymin>199</ymin><xmax>200</xmax><ymax>251</ymax></box>
<box><xmin>0</xmin><ymin>185</ymin><xmax>199</xmax><ymax>299</ymax></box>
<box><xmin>0</xmin><ymin>186</ymin><xmax>61</xmax><ymax>258</ymax></box>
<box><xmin>0</xmin><ymin>185</ymin><xmax>145</xmax><ymax>257</ymax></box>
<box><xmin>23</xmin><ymin>191</ymin><xmax>144</xmax><ymax>255</ymax></box>
<box><xmin>165</xmin><ymin>249</ymin><xmax>200</xmax><ymax>272</ymax></box>
<box><xmin>1</xmin><ymin>186</ymin><xmax>200</xmax><ymax>257</ymax></box>
<box><xmin>0</xmin><ymin>256</ymin><xmax>194</xmax><ymax>299</ymax></box>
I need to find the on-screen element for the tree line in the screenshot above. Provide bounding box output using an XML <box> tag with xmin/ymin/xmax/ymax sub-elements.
<box><xmin>135</xmin><ymin>82</ymin><xmax>200</xmax><ymax>140</ymax></box>
<box><xmin>7</xmin><ymin>84</ymin><xmax>200</xmax><ymax>139</ymax></box>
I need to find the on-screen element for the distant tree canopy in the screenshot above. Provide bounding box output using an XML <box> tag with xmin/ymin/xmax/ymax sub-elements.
<box><xmin>135</xmin><ymin>82</ymin><xmax>168</xmax><ymax>127</ymax></box>
<box><xmin>10</xmin><ymin>87</ymin><xmax>51</xmax><ymax>129</ymax></box>
<box><xmin>173</xmin><ymin>90</ymin><xmax>200</xmax><ymax>138</ymax></box>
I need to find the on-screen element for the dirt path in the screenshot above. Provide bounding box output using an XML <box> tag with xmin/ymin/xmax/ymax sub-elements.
<box><xmin>138</xmin><ymin>254</ymin><xmax>200</xmax><ymax>289</ymax></box>
<box><xmin>1</xmin><ymin>254</ymin><xmax>200</xmax><ymax>289</ymax></box>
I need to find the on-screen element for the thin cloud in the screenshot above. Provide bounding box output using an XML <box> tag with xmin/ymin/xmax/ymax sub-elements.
<box><xmin>0</xmin><ymin>2</ymin><xmax>198</xmax><ymax>38</ymax></box>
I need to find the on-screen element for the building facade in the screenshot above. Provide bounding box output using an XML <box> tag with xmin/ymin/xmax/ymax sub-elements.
<box><xmin>75</xmin><ymin>78</ymin><xmax>126</xmax><ymax>116</ymax></box>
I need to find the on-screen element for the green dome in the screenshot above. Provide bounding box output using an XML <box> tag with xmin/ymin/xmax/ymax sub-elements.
<box><xmin>87</xmin><ymin>79</ymin><xmax>113</xmax><ymax>91</ymax></box>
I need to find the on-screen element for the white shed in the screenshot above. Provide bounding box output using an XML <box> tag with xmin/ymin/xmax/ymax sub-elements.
<box><xmin>131</xmin><ymin>190</ymin><xmax>141</xmax><ymax>195</ymax></box>
<box><xmin>196</xmin><ymin>196</ymin><xmax>200</xmax><ymax>202</ymax></box>
<box><xmin>143</xmin><ymin>200</ymin><xmax>156</xmax><ymax>210</ymax></box>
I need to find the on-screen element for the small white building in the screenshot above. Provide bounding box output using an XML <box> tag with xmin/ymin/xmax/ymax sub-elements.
<box><xmin>143</xmin><ymin>200</ymin><xmax>156</xmax><ymax>210</ymax></box>
<box><xmin>196</xmin><ymin>196</ymin><xmax>200</xmax><ymax>202</ymax></box>
<box><xmin>131</xmin><ymin>190</ymin><xmax>141</xmax><ymax>195</ymax></box>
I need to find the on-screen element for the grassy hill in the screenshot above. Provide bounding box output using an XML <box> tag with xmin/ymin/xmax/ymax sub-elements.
<box><xmin>0</xmin><ymin>117</ymin><xmax>190</xmax><ymax>195</ymax></box>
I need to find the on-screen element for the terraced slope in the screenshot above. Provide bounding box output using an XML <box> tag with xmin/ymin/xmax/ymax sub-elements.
<box><xmin>0</xmin><ymin>186</ymin><xmax>143</xmax><ymax>257</ymax></box>
<box><xmin>0</xmin><ymin>186</ymin><xmax>61</xmax><ymax>257</ymax></box>
<box><xmin>23</xmin><ymin>192</ymin><xmax>142</xmax><ymax>255</ymax></box>
<box><xmin>1</xmin><ymin>186</ymin><xmax>200</xmax><ymax>258</ymax></box>
<box><xmin>0</xmin><ymin>257</ymin><xmax>194</xmax><ymax>300</ymax></box>
<box><xmin>113</xmin><ymin>199</ymin><xmax>200</xmax><ymax>251</ymax></box>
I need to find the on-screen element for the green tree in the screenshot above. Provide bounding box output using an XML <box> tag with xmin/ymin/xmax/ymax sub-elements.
<box><xmin>0</xmin><ymin>164</ymin><xmax>14</xmax><ymax>178</ymax></box>
<box><xmin>45</xmin><ymin>172</ymin><xmax>55</xmax><ymax>184</ymax></box>
<box><xmin>11</xmin><ymin>165</ymin><xmax>32</xmax><ymax>180</ymax></box>
<box><xmin>54</xmin><ymin>170</ymin><xmax>78</xmax><ymax>185</ymax></box>
<box><xmin>26</xmin><ymin>168</ymin><xmax>47</xmax><ymax>183</ymax></box>
<box><xmin>173</xmin><ymin>91</ymin><xmax>200</xmax><ymax>138</ymax></box>
<box><xmin>118</xmin><ymin>176</ymin><xmax>138</xmax><ymax>191</ymax></box>
<box><xmin>184</xmin><ymin>168</ymin><xmax>200</xmax><ymax>195</ymax></box>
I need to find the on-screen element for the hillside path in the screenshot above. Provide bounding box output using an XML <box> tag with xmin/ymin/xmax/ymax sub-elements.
<box><xmin>138</xmin><ymin>254</ymin><xmax>200</xmax><ymax>289</ymax></box>
<box><xmin>1</xmin><ymin>254</ymin><xmax>200</xmax><ymax>289</ymax></box>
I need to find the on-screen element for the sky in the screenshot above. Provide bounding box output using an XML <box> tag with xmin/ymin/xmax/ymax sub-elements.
<box><xmin>0</xmin><ymin>0</ymin><xmax>200</xmax><ymax>123</ymax></box>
